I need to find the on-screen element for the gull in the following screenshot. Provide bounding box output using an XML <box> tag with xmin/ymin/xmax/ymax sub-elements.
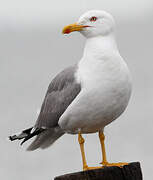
<box><xmin>9</xmin><ymin>10</ymin><xmax>132</xmax><ymax>170</ymax></box>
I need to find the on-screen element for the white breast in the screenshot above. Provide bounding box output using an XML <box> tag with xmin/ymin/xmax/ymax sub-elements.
<box><xmin>59</xmin><ymin>34</ymin><xmax>132</xmax><ymax>134</ymax></box>
<box><xmin>59</xmin><ymin>51</ymin><xmax>132</xmax><ymax>134</ymax></box>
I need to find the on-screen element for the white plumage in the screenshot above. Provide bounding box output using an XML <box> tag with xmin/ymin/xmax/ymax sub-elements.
<box><xmin>59</xmin><ymin>30</ymin><xmax>132</xmax><ymax>134</ymax></box>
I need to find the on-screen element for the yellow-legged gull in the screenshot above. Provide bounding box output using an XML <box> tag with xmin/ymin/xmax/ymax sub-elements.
<box><xmin>9</xmin><ymin>10</ymin><xmax>132</xmax><ymax>170</ymax></box>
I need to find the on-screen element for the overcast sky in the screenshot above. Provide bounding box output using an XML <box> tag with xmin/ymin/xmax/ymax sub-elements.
<box><xmin>0</xmin><ymin>0</ymin><xmax>152</xmax><ymax>26</ymax></box>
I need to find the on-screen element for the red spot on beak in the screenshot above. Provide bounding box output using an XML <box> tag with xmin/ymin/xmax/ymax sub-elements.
<box><xmin>64</xmin><ymin>29</ymin><xmax>71</xmax><ymax>34</ymax></box>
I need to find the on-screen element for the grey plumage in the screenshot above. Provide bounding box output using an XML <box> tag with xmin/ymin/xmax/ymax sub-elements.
<box><xmin>9</xmin><ymin>65</ymin><xmax>81</xmax><ymax>150</ymax></box>
<box><xmin>27</xmin><ymin>127</ymin><xmax>64</xmax><ymax>151</ymax></box>
<box><xmin>35</xmin><ymin>65</ymin><xmax>81</xmax><ymax>129</ymax></box>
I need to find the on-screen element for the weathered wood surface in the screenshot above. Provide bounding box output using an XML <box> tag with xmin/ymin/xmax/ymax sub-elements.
<box><xmin>54</xmin><ymin>162</ymin><xmax>143</xmax><ymax>180</ymax></box>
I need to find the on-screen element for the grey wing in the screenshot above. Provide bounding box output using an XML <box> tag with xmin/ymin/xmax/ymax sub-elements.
<box><xmin>35</xmin><ymin>65</ymin><xmax>81</xmax><ymax>129</ymax></box>
<box><xmin>9</xmin><ymin>65</ymin><xmax>81</xmax><ymax>150</ymax></box>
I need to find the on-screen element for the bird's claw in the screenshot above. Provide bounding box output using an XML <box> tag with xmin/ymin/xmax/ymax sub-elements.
<box><xmin>100</xmin><ymin>161</ymin><xmax>129</xmax><ymax>167</ymax></box>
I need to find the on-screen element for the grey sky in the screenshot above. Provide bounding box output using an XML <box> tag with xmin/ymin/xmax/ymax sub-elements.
<box><xmin>0</xmin><ymin>0</ymin><xmax>152</xmax><ymax>27</ymax></box>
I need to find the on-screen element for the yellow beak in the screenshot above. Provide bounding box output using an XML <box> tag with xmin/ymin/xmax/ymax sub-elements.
<box><xmin>62</xmin><ymin>23</ymin><xmax>90</xmax><ymax>34</ymax></box>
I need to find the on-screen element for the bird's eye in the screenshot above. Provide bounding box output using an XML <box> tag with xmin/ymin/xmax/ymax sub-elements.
<box><xmin>90</xmin><ymin>16</ymin><xmax>97</xmax><ymax>22</ymax></box>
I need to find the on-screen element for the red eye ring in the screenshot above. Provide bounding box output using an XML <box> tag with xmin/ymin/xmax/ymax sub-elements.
<box><xmin>90</xmin><ymin>16</ymin><xmax>97</xmax><ymax>22</ymax></box>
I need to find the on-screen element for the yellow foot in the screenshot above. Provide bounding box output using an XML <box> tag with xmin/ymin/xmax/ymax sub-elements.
<box><xmin>83</xmin><ymin>166</ymin><xmax>103</xmax><ymax>171</ymax></box>
<box><xmin>100</xmin><ymin>161</ymin><xmax>129</xmax><ymax>167</ymax></box>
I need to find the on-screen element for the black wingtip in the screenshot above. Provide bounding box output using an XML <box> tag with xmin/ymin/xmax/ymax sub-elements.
<box><xmin>9</xmin><ymin>135</ymin><xmax>18</xmax><ymax>141</ymax></box>
<box><xmin>20</xmin><ymin>128</ymin><xmax>45</xmax><ymax>146</ymax></box>
<box><xmin>9</xmin><ymin>127</ymin><xmax>45</xmax><ymax>145</ymax></box>
<box><xmin>9</xmin><ymin>127</ymin><xmax>33</xmax><ymax>142</ymax></box>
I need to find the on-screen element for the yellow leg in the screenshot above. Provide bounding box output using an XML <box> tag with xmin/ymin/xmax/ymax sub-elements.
<box><xmin>99</xmin><ymin>131</ymin><xmax>108</xmax><ymax>165</ymax></box>
<box><xmin>78</xmin><ymin>132</ymin><xmax>89</xmax><ymax>170</ymax></box>
<box><xmin>99</xmin><ymin>131</ymin><xmax>128</xmax><ymax>167</ymax></box>
<box><xmin>78</xmin><ymin>132</ymin><xmax>103</xmax><ymax>171</ymax></box>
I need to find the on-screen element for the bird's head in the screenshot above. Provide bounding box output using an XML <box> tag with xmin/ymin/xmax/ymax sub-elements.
<box><xmin>62</xmin><ymin>10</ymin><xmax>115</xmax><ymax>38</ymax></box>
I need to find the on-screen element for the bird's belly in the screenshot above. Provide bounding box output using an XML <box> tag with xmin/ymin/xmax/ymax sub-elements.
<box><xmin>59</xmin><ymin>56</ymin><xmax>132</xmax><ymax>134</ymax></box>
<box><xmin>59</xmin><ymin>80</ymin><xmax>131</xmax><ymax>134</ymax></box>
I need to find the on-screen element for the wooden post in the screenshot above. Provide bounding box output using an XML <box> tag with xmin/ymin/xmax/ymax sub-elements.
<box><xmin>54</xmin><ymin>162</ymin><xmax>143</xmax><ymax>180</ymax></box>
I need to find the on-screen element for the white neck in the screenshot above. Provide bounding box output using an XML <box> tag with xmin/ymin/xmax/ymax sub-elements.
<box><xmin>83</xmin><ymin>34</ymin><xmax>118</xmax><ymax>58</ymax></box>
